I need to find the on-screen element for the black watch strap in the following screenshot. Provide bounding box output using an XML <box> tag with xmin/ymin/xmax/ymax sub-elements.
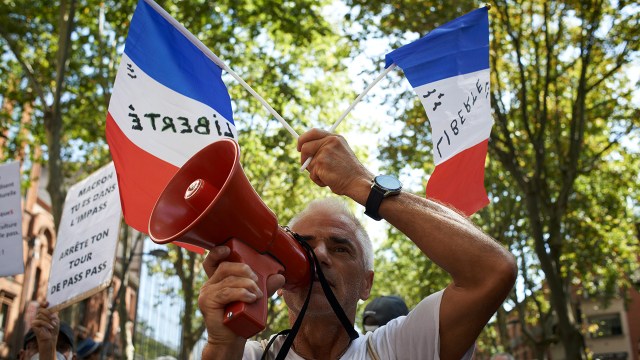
<box><xmin>365</xmin><ymin>185</ymin><xmax>385</xmax><ymax>221</ymax></box>
<box><xmin>364</xmin><ymin>175</ymin><xmax>402</xmax><ymax>221</ymax></box>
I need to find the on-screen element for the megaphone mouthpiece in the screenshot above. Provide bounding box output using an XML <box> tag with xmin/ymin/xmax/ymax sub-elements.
<box><xmin>184</xmin><ymin>178</ymin><xmax>218</xmax><ymax>214</ymax></box>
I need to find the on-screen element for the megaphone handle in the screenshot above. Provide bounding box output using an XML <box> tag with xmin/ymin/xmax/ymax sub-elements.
<box><xmin>222</xmin><ymin>238</ymin><xmax>285</xmax><ymax>339</ymax></box>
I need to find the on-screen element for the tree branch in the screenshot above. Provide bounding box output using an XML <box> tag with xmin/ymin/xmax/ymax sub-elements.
<box><xmin>0</xmin><ymin>28</ymin><xmax>49</xmax><ymax>108</ymax></box>
<box><xmin>585</xmin><ymin>44</ymin><xmax>630</xmax><ymax>93</ymax></box>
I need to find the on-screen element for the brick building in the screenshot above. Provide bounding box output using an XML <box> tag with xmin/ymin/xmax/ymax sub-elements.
<box><xmin>492</xmin><ymin>286</ymin><xmax>640</xmax><ymax>360</ymax></box>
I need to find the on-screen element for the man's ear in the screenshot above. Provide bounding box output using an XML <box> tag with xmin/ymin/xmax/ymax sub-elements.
<box><xmin>360</xmin><ymin>270</ymin><xmax>374</xmax><ymax>300</ymax></box>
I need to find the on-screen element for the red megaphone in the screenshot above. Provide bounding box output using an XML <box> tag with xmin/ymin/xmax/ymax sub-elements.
<box><xmin>148</xmin><ymin>139</ymin><xmax>310</xmax><ymax>338</ymax></box>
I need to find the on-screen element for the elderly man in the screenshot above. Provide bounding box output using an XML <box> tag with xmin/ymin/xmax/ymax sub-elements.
<box><xmin>199</xmin><ymin>129</ymin><xmax>516</xmax><ymax>359</ymax></box>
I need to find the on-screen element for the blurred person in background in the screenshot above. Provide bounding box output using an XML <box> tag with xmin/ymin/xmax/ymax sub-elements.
<box><xmin>362</xmin><ymin>295</ymin><xmax>409</xmax><ymax>333</ymax></box>
<box><xmin>76</xmin><ymin>338</ymin><xmax>102</xmax><ymax>360</ymax></box>
<box><xmin>19</xmin><ymin>302</ymin><xmax>76</xmax><ymax>360</ymax></box>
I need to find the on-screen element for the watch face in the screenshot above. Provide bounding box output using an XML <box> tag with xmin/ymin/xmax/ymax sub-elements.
<box><xmin>376</xmin><ymin>175</ymin><xmax>402</xmax><ymax>191</ymax></box>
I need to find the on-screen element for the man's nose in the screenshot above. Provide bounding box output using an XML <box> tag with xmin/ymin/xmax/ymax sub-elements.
<box><xmin>312</xmin><ymin>242</ymin><xmax>331</xmax><ymax>266</ymax></box>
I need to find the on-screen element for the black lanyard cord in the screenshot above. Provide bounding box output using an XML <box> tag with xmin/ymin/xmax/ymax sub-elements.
<box><xmin>300</xmin><ymin>239</ymin><xmax>359</xmax><ymax>340</ymax></box>
<box><xmin>261</xmin><ymin>227</ymin><xmax>359</xmax><ymax>360</ymax></box>
<box><xmin>260</xmin><ymin>329</ymin><xmax>290</xmax><ymax>360</ymax></box>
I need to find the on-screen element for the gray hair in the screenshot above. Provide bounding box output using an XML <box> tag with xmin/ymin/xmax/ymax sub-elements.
<box><xmin>289</xmin><ymin>198</ymin><xmax>374</xmax><ymax>271</ymax></box>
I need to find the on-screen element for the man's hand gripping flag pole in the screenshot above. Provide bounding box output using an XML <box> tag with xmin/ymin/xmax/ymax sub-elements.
<box><xmin>299</xmin><ymin>64</ymin><xmax>397</xmax><ymax>171</ymax></box>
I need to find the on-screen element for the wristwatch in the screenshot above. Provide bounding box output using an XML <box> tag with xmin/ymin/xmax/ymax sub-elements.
<box><xmin>364</xmin><ymin>175</ymin><xmax>402</xmax><ymax>221</ymax></box>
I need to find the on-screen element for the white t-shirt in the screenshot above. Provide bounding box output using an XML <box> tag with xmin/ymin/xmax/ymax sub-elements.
<box><xmin>243</xmin><ymin>290</ymin><xmax>474</xmax><ymax>359</ymax></box>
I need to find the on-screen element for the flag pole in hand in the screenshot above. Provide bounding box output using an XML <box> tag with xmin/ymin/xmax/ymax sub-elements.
<box><xmin>299</xmin><ymin>63</ymin><xmax>397</xmax><ymax>171</ymax></box>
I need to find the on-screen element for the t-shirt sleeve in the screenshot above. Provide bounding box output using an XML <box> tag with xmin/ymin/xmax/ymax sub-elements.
<box><xmin>242</xmin><ymin>340</ymin><xmax>263</xmax><ymax>360</ymax></box>
<box><xmin>367</xmin><ymin>290</ymin><xmax>474</xmax><ymax>360</ymax></box>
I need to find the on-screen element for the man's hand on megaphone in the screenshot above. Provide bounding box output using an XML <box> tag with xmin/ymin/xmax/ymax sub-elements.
<box><xmin>298</xmin><ymin>129</ymin><xmax>373</xmax><ymax>204</ymax></box>
<box><xmin>199</xmin><ymin>246</ymin><xmax>285</xmax><ymax>351</ymax></box>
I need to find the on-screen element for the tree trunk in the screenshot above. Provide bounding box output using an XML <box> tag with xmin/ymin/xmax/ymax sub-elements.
<box><xmin>179</xmin><ymin>252</ymin><xmax>197</xmax><ymax>360</ymax></box>
<box><xmin>523</xmin><ymin>180</ymin><xmax>585</xmax><ymax>359</ymax></box>
<box><xmin>0</xmin><ymin>97</ymin><xmax>13</xmax><ymax>159</ymax></box>
<box><xmin>45</xmin><ymin>108</ymin><xmax>65</xmax><ymax>228</ymax></box>
<box><xmin>46</xmin><ymin>0</ymin><xmax>76</xmax><ymax>229</ymax></box>
<box><xmin>495</xmin><ymin>306</ymin><xmax>511</xmax><ymax>351</ymax></box>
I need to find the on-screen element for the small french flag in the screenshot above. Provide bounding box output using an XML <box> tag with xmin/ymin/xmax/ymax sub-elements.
<box><xmin>385</xmin><ymin>7</ymin><xmax>492</xmax><ymax>216</ymax></box>
<box><xmin>106</xmin><ymin>0</ymin><xmax>236</xmax><ymax>241</ymax></box>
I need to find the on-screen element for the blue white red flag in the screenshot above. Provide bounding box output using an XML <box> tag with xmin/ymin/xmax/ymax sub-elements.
<box><xmin>106</xmin><ymin>0</ymin><xmax>236</xmax><ymax>247</ymax></box>
<box><xmin>385</xmin><ymin>7</ymin><xmax>492</xmax><ymax>216</ymax></box>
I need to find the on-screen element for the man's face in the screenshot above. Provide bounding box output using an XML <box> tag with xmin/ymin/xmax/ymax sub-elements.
<box><xmin>282</xmin><ymin>208</ymin><xmax>374</xmax><ymax>320</ymax></box>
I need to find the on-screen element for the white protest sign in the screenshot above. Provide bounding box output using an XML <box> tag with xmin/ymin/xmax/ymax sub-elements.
<box><xmin>0</xmin><ymin>161</ymin><xmax>24</xmax><ymax>277</ymax></box>
<box><xmin>48</xmin><ymin>162</ymin><xmax>122</xmax><ymax>311</ymax></box>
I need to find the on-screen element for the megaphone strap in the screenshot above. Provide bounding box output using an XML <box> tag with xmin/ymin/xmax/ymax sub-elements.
<box><xmin>263</xmin><ymin>228</ymin><xmax>359</xmax><ymax>360</ymax></box>
<box><xmin>301</xmin><ymin>240</ymin><xmax>360</xmax><ymax>341</ymax></box>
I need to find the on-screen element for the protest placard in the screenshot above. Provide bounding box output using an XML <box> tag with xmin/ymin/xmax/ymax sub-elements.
<box><xmin>0</xmin><ymin>161</ymin><xmax>24</xmax><ymax>277</ymax></box>
<box><xmin>47</xmin><ymin>162</ymin><xmax>122</xmax><ymax>311</ymax></box>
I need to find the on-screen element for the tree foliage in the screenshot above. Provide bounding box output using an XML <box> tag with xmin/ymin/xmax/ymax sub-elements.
<box><xmin>345</xmin><ymin>0</ymin><xmax>640</xmax><ymax>358</ymax></box>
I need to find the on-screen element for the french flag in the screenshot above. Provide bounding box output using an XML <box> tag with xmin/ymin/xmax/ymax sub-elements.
<box><xmin>385</xmin><ymin>7</ymin><xmax>492</xmax><ymax>216</ymax></box>
<box><xmin>106</xmin><ymin>0</ymin><xmax>236</xmax><ymax>240</ymax></box>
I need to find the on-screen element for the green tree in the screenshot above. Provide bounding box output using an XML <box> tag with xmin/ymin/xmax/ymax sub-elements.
<box><xmin>489</xmin><ymin>2</ymin><xmax>639</xmax><ymax>357</ymax></box>
<box><xmin>1</xmin><ymin>2</ymin><xmax>123</xmax><ymax>357</ymax></box>
<box><xmin>0</xmin><ymin>0</ymin><xmax>128</xmax><ymax>227</ymax></box>
<box><xmin>0</xmin><ymin>0</ymin><xmax>76</xmax><ymax>228</ymax></box>
<box><xmin>345</xmin><ymin>0</ymin><xmax>640</xmax><ymax>358</ymax></box>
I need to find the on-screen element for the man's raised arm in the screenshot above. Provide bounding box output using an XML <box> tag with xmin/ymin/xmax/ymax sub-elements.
<box><xmin>298</xmin><ymin>128</ymin><xmax>517</xmax><ymax>359</ymax></box>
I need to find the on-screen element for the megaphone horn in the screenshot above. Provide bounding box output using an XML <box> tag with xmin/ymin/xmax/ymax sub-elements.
<box><xmin>148</xmin><ymin>139</ymin><xmax>310</xmax><ymax>338</ymax></box>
